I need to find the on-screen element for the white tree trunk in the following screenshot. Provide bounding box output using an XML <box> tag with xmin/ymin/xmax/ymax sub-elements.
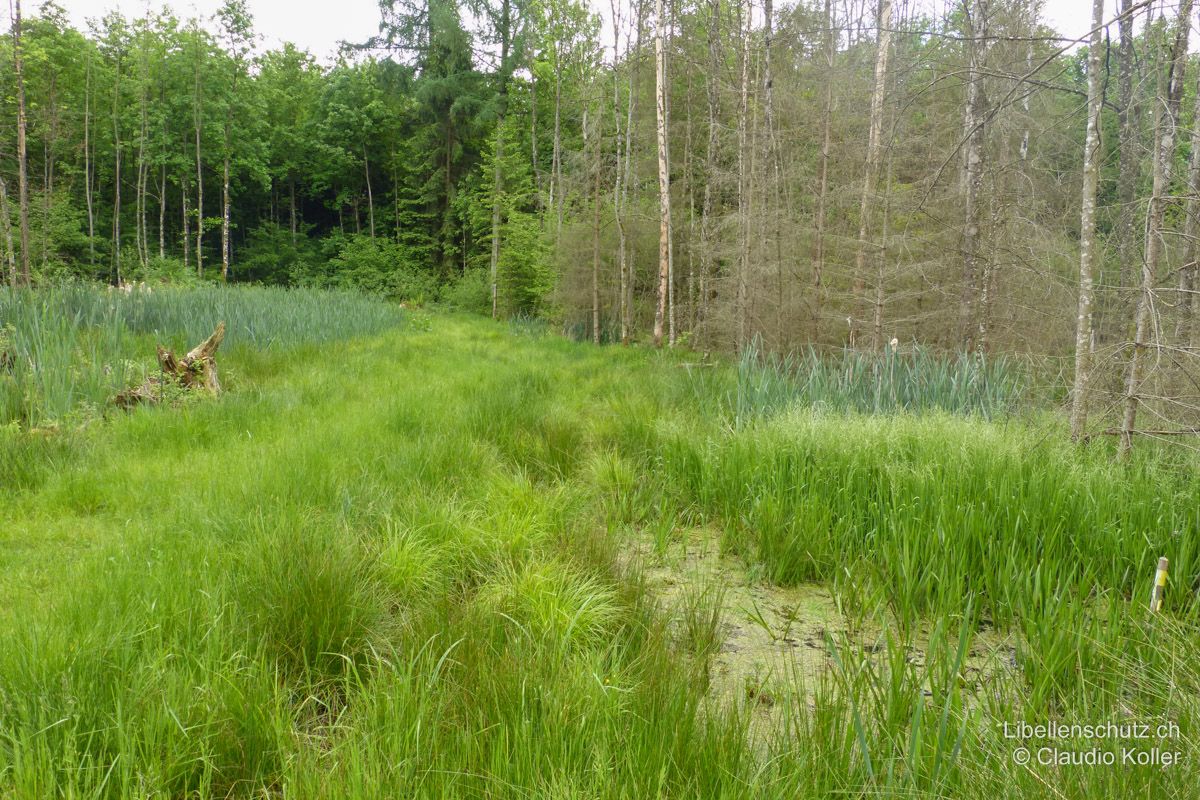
<box><xmin>652</xmin><ymin>0</ymin><xmax>672</xmax><ymax>347</ymax></box>
<box><xmin>959</xmin><ymin>0</ymin><xmax>989</xmax><ymax>349</ymax></box>
<box><xmin>850</xmin><ymin>0</ymin><xmax>892</xmax><ymax>347</ymax></box>
<box><xmin>1069</xmin><ymin>0</ymin><xmax>1105</xmax><ymax>442</ymax></box>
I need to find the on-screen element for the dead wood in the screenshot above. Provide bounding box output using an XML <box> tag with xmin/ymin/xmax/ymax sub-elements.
<box><xmin>113</xmin><ymin>321</ymin><xmax>225</xmax><ymax>408</ymax></box>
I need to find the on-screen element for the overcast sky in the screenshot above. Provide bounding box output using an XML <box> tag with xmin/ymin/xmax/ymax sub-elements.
<box><xmin>47</xmin><ymin>0</ymin><xmax>1123</xmax><ymax>63</ymax></box>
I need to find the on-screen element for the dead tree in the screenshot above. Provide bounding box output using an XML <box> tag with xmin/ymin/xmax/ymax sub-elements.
<box><xmin>114</xmin><ymin>322</ymin><xmax>226</xmax><ymax>408</ymax></box>
<box><xmin>1120</xmin><ymin>0</ymin><xmax>1193</xmax><ymax>457</ymax></box>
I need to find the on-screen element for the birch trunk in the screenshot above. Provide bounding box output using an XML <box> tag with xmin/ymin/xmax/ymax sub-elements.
<box><xmin>811</xmin><ymin>0</ymin><xmax>834</xmax><ymax>340</ymax></box>
<box><xmin>652</xmin><ymin>0</ymin><xmax>672</xmax><ymax>347</ymax></box>
<box><xmin>958</xmin><ymin>0</ymin><xmax>989</xmax><ymax>350</ymax></box>
<box><xmin>873</xmin><ymin>150</ymin><xmax>894</xmax><ymax>351</ymax></box>
<box><xmin>1069</xmin><ymin>0</ymin><xmax>1105</xmax><ymax>442</ymax></box>
<box><xmin>850</xmin><ymin>0</ymin><xmax>892</xmax><ymax>347</ymax></box>
<box><xmin>182</xmin><ymin>179</ymin><xmax>190</xmax><ymax>265</ymax></box>
<box><xmin>610</xmin><ymin>0</ymin><xmax>629</xmax><ymax>343</ymax></box>
<box><xmin>159</xmin><ymin>164</ymin><xmax>166</xmax><ymax>260</ymax></box>
<box><xmin>665</xmin><ymin>0</ymin><xmax>675</xmax><ymax>347</ymax></box>
<box><xmin>222</xmin><ymin>124</ymin><xmax>231</xmax><ymax>281</ymax></box>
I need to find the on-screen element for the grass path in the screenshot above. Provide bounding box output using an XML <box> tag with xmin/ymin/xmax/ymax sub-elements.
<box><xmin>2</xmin><ymin>310</ymin><xmax>1199</xmax><ymax>798</ymax></box>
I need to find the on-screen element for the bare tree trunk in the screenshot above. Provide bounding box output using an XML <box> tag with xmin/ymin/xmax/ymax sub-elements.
<box><xmin>11</xmin><ymin>0</ymin><xmax>30</xmax><ymax>286</ymax></box>
<box><xmin>112</xmin><ymin>43</ymin><xmax>123</xmax><ymax>285</ymax></box>
<box><xmin>653</xmin><ymin>0</ymin><xmax>672</xmax><ymax>347</ymax></box>
<box><xmin>763</xmin><ymin>0</ymin><xmax>785</xmax><ymax>347</ymax></box>
<box><xmin>590</xmin><ymin>105</ymin><xmax>602</xmax><ymax>345</ymax></box>
<box><xmin>735</xmin><ymin>0</ymin><xmax>750</xmax><ymax>350</ymax></box>
<box><xmin>699</xmin><ymin>0</ymin><xmax>719</xmax><ymax>346</ymax></box>
<box><xmin>610</xmin><ymin>0</ymin><xmax>629</xmax><ymax>343</ymax></box>
<box><xmin>811</xmin><ymin>0</ymin><xmax>834</xmax><ymax>341</ymax></box>
<box><xmin>531</xmin><ymin>53</ymin><xmax>540</xmax><ymax>212</ymax></box>
<box><xmin>194</xmin><ymin>65</ymin><xmax>204</xmax><ymax>278</ymax></box>
<box><xmin>1121</xmin><ymin>0</ymin><xmax>1193</xmax><ymax>456</ymax></box>
<box><xmin>1018</xmin><ymin>0</ymin><xmax>1034</xmax><ymax>163</ymax></box>
<box><xmin>873</xmin><ymin>149</ymin><xmax>894</xmax><ymax>351</ymax></box>
<box><xmin>551</xmin><ymin>52</ymin><xmax>564</xmax><ymax>243</ymax></box>
<box><xmin>684</xmin><ymin>63</ymin><xmax>696</xmax><ymax>334</ymax></box>
<box><xmin>159</xmin><ymin>164</ymin><xmax>166</xmax><ymax>260</ymax></box>
<box><xmin>182</xmin><ymin>179</ymin><xmax>190</xmax><ymax>265</ymax></box>
<box><xmin>490</xmin><ymin>146</ymin><xmax>505</xmax><ymax>318</ymax></box>
<box><xmin>0</xmin><ymin>178</ymin><xmax>15</xmax><ymax>287</ymax></box>
<box><xmin>41</xmin><ymin>74</ymin><xmax>58</xmax><ymax>271</ymax></box>
<box><xmin>137</xmin><ymin>47</ymin><xmax>149</xmax><ymax>271</ymax></box>
<box><xmin>222</xmin><ymin>124</ymin><xmax>231</xmax><ymax>281</ymax></box>
<box><xmin>1177</xmin><ymin>65</ymin><xmax>1200</xmax><ymax>345</ymax></box>
<box><xmin>1070</xmin><ymin>0</ymin><xmax>1105</xmax><ymax>442</ymax></box>
<box><xmin>850</xmin><ymin>0</ymin><xmax>892</xmax><ymax>347</ymax></box>
<box><xmin>489</xmin><ymin>0</ymin><xmax>513</xmax><ymax>318</ymax></box>
<box><xmin>623</xmin><ymin>1</ymin><xmax>643</xmax><ymax>343</ymax></box>
<box><xmin>1113</xmin><ymin>0</ymin><xmax>1142</xmax><ymax>338</ymax></box>
<box><xmin>665</xmin><ymin>2</ymin><xmax>676</xmax><ymax>347</ymax></box>
<box><xmin>958</xmin><ymin>0</ymin><xmax>989</xmax><ymax>350</ymax></box>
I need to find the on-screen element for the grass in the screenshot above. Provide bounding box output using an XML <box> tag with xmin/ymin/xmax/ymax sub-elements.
<box><xmin>0</xmin><ymin>283</ymin><xmax>404</xmax><ymax>427</ymax></box>
<box><xmin>0</xmin><ymin>289</ymin><xmax>1198</xmax><ymax>798</ymax></box>
<box><xmin>685</xmin><ymin>336</ymin><xmax>1030</xmax><ymax>427</ymax></box>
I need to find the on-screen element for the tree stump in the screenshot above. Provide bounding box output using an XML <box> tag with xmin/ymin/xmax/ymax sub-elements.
<box><xmin>114</xmin><ymin>322</ymin><xmax>225</xmax><ymax>408</ymax></box>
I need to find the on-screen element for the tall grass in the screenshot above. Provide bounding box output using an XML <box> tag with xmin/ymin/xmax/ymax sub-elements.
<box><xmin>648</xmin><ymin>411</ymin><xmax>1200</xmax><ymax>625</ymax></box>
<box><xmin>0</xmin><ymin>283</ymin><xmax>403</xmax><ymax>426</ymax></box>
<box><xmin>687</xmin><ymin>337</ymin><xmax>1028</xmax><ymax>426</ymax></box>
<box><xmin>1</xmin><ymin>305</ymin><xmax>1198</xmax><ymax>797</ymax></box>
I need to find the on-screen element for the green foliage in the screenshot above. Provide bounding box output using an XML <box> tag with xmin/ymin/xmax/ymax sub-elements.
<box><xmin>125</xmin><ymin>255</ymin><xmax>205</xmax><ymax>285</ymax></box>
<box><xmin>237</xmin><ymin>222</ymin><xmax>319</xmax><ymax>284</ymax></box>
<box><xmin>439</xmin><ymin>267</ymin><xmax>492</xmax><ymax>313</ymax></box>
<box><xmin>498</xmin><ymin>210</ymin><xmax>553</xmax><ymax>314</ymax></box>
<box><xmin>310</xmin><ymin>234</ymin><xmax>438</xmax><ymax>302</ymax></box>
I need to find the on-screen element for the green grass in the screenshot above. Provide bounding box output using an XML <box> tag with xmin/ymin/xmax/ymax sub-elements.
<box><xmin>1</xmin><ymin>291</ymin><xmax>1198</xmax><ymax>798</ymax></box>
<box><xmin>0</xmin><ymin>283</ymin><xmax>404</xmax><ymax>427</ymax></box>
<box><xmin>685</xmin><ymin>337</ymin><xmax>1030</xmax><ymax>427</ymax></box>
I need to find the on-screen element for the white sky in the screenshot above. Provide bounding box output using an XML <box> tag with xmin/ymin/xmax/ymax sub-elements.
<box><xmin>47</xmin><ymin>0</ymin><xmax>1120</xmax><ymax>63</ymax></box>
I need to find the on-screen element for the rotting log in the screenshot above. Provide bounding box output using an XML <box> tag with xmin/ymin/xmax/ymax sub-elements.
<box><xmin>113</xmin><ymin>321</ymin><xmax>225</xmax><ymax>408</ymax></box>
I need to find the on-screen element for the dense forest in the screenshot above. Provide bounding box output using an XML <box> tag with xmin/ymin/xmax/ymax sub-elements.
<box><xmin>2</xmin><ymin>0</ymin><xmax>1199</xmax><ymax>444</ymax></box>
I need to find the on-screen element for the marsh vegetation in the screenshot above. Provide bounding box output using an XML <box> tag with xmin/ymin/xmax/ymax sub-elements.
<box><xmin>1</xmin><ymin>286</ymin><xmax>1197</xmax><ymax>798</ymax></box>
